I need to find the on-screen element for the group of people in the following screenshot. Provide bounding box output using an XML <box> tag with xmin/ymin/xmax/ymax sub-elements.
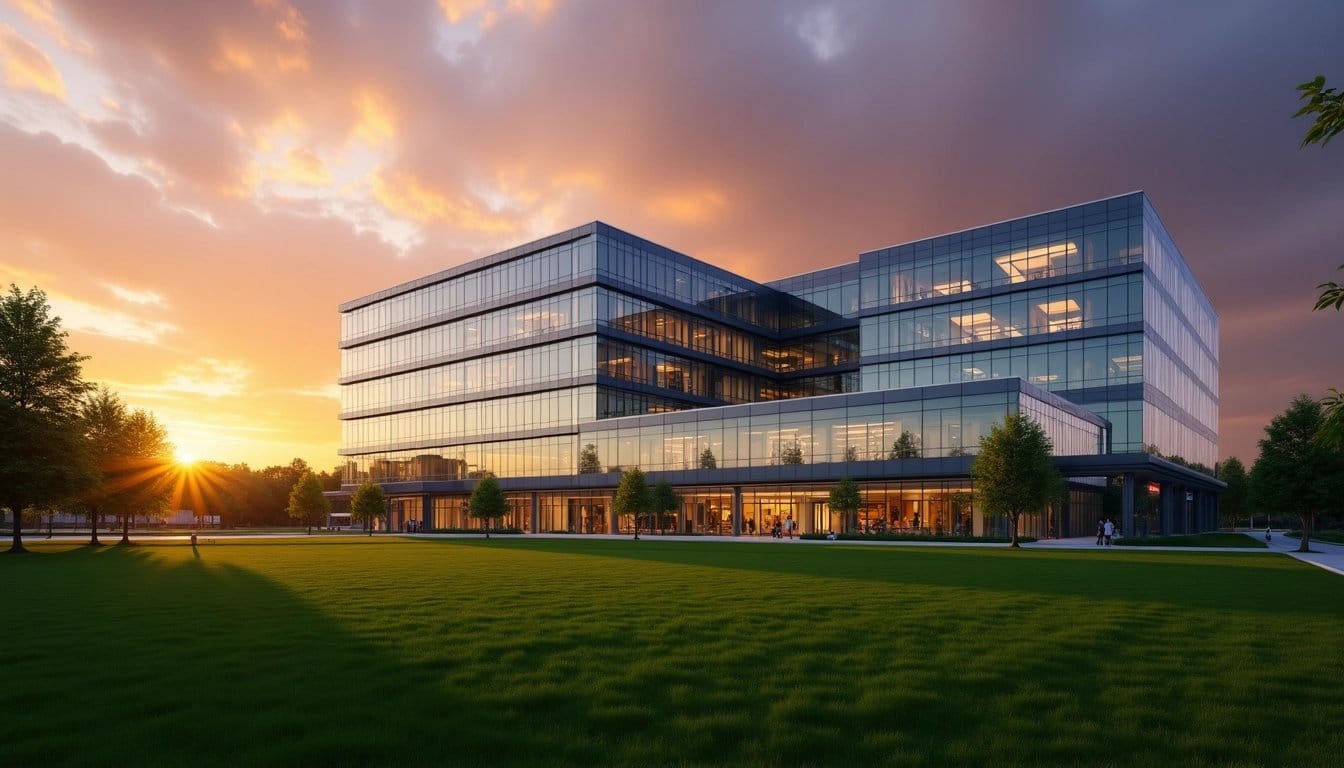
<box><xmin>1095</xmin><ymin>517</ymin><xmax>1117</xmax><ymax>546</ymax></box>
<box><xmin>770</xmin><ymin>516</ymin><xmax>797</xmax><ymax>539</ymax></box>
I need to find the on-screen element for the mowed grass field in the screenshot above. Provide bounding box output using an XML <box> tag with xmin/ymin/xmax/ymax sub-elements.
<box><xmin>3</xmin><ymin>538</ymin><xmax>1342</xmax><ymax>767</ymax></box>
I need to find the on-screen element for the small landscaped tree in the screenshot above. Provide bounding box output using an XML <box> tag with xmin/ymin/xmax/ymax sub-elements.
<box><xmin>971</xmin><ymin>414</ymin><xmax>1062</xmax><ymax>548</ymax></box>
<box><xmin>286</xmin><ymin>471</ymin><xmax>331</xmax><ymax>535</ymax></box>
<box><xmin>612</xmin><ymin>467</ymin><xmax>651</xmax><ymax>539</ymax></box>
<box><xmin>698</xmin><ymin>446</ymin><xmax>717</xmax><ymax>469</ymax></box>
<box><xmin>779</xmin><ymin>442</ymin><xmax>804</xmax><ymax>465</ymax></box>
<box><xmin>80</xmin><ymin>388</ymin><xmax>175</xmax><ymax>545</ymax></box>
<box><xmin>578</xmin><ymin>443</ymin><xmax>602</xmax><ymax>474</ymax></box>
<box><xmin>350</xmin><ymin>481</ymin><xmax>386</xmax><ymax>536</ymax></box>
<box><xmin>467</xmin><ymin>473</ymin><xmax>509</xmax><ymax>538</ymax></box>
<box><xmin>950</xmin><ymin>491</ymin><xmax>973</xmax><ymax>536</ymax></box>
<box><xmin>889</xmin><ymin>430</ymin><xmax>921</xmax><ymax>459</ymax></box>
<box><xmin>829</xmin><ymin>476</ymin><xmax>861</xmax><ymax>535</ymax></box>
<box><xmin>651</xmin><ymin>480</ymin><xmax>680</xmax><ymax>534</ymax></box>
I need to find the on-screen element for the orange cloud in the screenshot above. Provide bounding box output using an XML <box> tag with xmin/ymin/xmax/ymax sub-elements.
<box><xmin>352</xmin><ymin>90</ymin><xmax>395</xmax><ymax>146</ymax></box>
<box><xmin>281</xmin><ymin>147</ymin><xmax>330</xmax><ymax>185</ymax></box>
<box><xmin>439</xmin><ymin>0</ymin><xmax>555</xmax><ymax>28</ymax></box>
<box><xmin>645</xmin><ymin>187</ymin><xmax>728</xmax><ymax>225</ymax></box>
<box><xmin>373</xmin><ymin>170</ymin><xmax>515</xmax><ymax>234</ymax></box>
<box><xmin>0</xmin><ymin>22</ymin><xmax>65</xmax><ymax>98</ymax></box>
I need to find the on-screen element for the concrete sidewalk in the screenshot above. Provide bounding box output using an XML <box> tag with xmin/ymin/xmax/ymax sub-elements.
<box><xmin>1025</xmin><ymin>531</ymin><xmax>1344</xmax><ymax>577</ymax></box>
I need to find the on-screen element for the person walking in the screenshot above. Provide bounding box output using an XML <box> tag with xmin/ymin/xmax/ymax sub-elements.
<box><xmin>1102</xmin><ymin>518</ymin><xmax>1115</xmax><ymax>546</ymax></box>
<box><xmin>1096</xmin><ymin>519</ymin><xmax>1104</xmax><ymax>546</ymax></box>
<box><xmin>785</xmin><ymin>516</ymin><xmax>795</xmax><ymax>540</ymax></box>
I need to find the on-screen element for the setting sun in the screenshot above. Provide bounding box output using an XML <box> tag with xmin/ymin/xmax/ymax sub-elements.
<box><xmin>175</xmin><ymin>450</ymin><xmax>197</xmax><ymax>466</ymax></box>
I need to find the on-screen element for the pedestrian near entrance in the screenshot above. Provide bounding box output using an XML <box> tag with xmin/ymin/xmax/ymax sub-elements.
<box><xmin>1103</xmin><ymin>518</ymin><xmax>1115</xmax><ymax>546</ymax></box>
<box><xmin>1096</xmin><ymin>520</ymin><xmax>1104</xmax><ymax>546</ymax></box>
<box><xmin>785</xmin><ymin>516</ymin><xmax>795</xmax><ymax>540</ymax></box>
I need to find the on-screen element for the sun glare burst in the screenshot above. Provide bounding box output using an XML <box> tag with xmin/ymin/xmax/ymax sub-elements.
<box><xmin>175</xmin><ymin>450</ymin><xmax>197</xmax><ymax>466</ymax></box>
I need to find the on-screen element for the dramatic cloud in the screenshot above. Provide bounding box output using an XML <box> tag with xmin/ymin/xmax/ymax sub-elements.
<box><xmin>0</xmin><ymin>0</ymin><xmax>1340</xmax><ymax>467</ymax></box>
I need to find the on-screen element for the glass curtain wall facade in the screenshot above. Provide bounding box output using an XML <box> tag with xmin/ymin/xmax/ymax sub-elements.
<box><xmin>338</xmin><ymin>192</ymin><xmax>1218</xmax><ymax>535</ymax></box>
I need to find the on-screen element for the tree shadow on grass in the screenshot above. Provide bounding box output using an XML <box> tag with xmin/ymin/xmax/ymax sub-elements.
<box><xmin>0</xmin><ymin>542</ymin><xmax>622</xmax><ymax>766</ymax></box>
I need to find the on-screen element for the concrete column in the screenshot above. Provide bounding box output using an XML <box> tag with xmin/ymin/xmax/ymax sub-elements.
<box><xmin>421</xmin><ymin>495</ymin><xmax>433</xmax><ymax>530</ymax></box>
<box><xmin>731</xmin><ymin>486</ymin><xmax>742</xmax><ymax>537</ymax></box>
<box><xmin>1122</xmin><ymin>473</ymin><xmax>1135</xmax><ymax>537</ymax></box>
<box><xmin>529</xmin><ymin>492</ymin><xmax>538</xmax><ymax>535</ymax></box>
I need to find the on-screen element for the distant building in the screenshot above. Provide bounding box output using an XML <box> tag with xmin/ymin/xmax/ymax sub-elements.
<box><xmin>336</xmin><ymin>192</ymin><xmax>1221</xmax><ymax>537</ymax></box>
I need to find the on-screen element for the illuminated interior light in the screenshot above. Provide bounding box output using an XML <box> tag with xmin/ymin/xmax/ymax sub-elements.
<box><xmin>993</xmin><ymin>242</ymin><xmax>1079</xmax><ymax>282</ymax></box>
<box><xmin>932</xmin><ymin>279</ymin><xmax>973</xmax><ymax>296</ymax></box>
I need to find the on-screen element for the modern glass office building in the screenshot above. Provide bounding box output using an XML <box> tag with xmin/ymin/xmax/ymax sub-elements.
<box><xmin>336</xmin><ymin>192</ymin><xmax>1221</xmax><ymax>538</ymax></box>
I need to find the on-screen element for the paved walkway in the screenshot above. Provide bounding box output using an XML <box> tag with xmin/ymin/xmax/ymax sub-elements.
<box><xmin>1026</xmin><ymin>531</ymin><xmax>1344</xmax><ymax>576</ymax></box>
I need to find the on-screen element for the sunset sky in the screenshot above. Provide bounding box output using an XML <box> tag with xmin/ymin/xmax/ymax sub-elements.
<box><xmin>1</xmin><ymin>0</ymin><xmax>1341</xmax><ymax>470</ymax></box>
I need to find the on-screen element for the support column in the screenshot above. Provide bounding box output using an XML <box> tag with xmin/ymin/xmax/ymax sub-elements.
<box><xmin>1122</xmin><ymin>473</ymin><xmax>1135</xmax><ymax>538</ymax></box>
<box><xmin>421</xmin><ymin>495</ymin><xmax>433</xmax><ymax>531</ymax></box>
<box><xmin>731</xmin><ymin>486</ymin><xmax>742</xmax><ymax>537</ymax></box>
<box><xmin>1161</xmin><ymin>482</ymin><xmax>1175</xmax><ymax>536</ymax></box>
<box><xmin>529</xmin><ymin>492</ymin><xmax>539</xmax><ymax>535</ymax></box>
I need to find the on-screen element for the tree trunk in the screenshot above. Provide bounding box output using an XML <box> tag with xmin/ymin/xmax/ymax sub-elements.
<box><xmin>89</xmin><ymin>512</ymin><xmax>101</xmax><ymax>546</ymax></box>
<box><xmin>1009</xmin><ymin>512</ymin><xmax>1020</xmax><ymax>548</ymax></box>
<box><xmin>8</xmin><ymin>508</ymin><xmax>25</xmax><ymax>553</ymax></box>
<box><xmin>120</xmin><ymin>514</ymin><xmax>130</xmax><ymax>544</ymax></box>
<box><xmin>1298</xmin><ymin>513</ymin><xmax>1312</xmax><ymax>553</ymax></box>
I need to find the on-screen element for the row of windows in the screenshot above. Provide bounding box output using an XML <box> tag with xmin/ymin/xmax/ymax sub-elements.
<box><xmin>1143</xmin><ymin>403</ymin><xmax>1218</xmax><ymax>468</ymax></box>
<box><xmin>383</xmin><ymin>481</ymin><xmax>1094</xmax><ymax>540</ymax></box>
<box><xmin>580</xmin><ymin>392</ymin><xmax>1101</xmax><ymax>473</ymax></box>
<box><xmin>341</xmin><ymin>290</ymin><xmax>592</xmax><ymax>380</ymax></box>
<box><xmin>860</xmin><ymin>216</ymin><xmax>1143</xmax><ymax>308</ymax></box>
<box><xmin>1019</xmin><ymin>392</ymin><xmax>1109</xmax><ymax>457</ymax></box>
<box><xmin>860</xmin><ymin>273</ymin><xmax>1143</xmax><ymax>356</ymax></box>
<box><xmin>340</xmin><ymin>386</ymin><xmax>596</xmax><ymax>453</ymax></box>
<box><xmin>598</xmin><ymin>234</ymin><xmax>783</xmax><ymax>330</ymax></box>
<box><xmin>339</xmin><ymin>338</ymin><xmax>596</xmax><ymax>416</ymax></box>
<box><xmin>1083</xmin><ymin>399</ymin><xmax>1144</xmax><ymax>455</ymax></box>
<box><xmin>341</xmin><ymin>236</ymin><xmax>597</xmax><ymax>341</ymax></box>
<box><xmin>1143</xmin><ymin>209</ymin><xmax>1218</xmax><ymax>353</ymax></box>
<box><xmin>1145</xmin><ymin>281</ymin><xmax>1218</xmax><ymax>396</ymax></box>
<box><xmin>1144</xmin><ymin>339</ymin><xmax>1218</xmax><ymax>433</ymax></box>
<box><xmin>860</xmin><ymin>333</ymin><xmax>1145</xmax><ymax>394</ymax></box>
<box><xmin>598</xmin><ymin>338</ymin><xmax>759</xmax><ymax>404</ymax></box>
<box><xmin>344</xmin><ymin>435</ymin><xmax>579</xmax><ymax>483</ymax></box>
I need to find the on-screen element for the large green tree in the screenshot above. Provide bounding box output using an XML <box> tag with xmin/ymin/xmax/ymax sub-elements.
<box><xmin>612</xmin><ymin>467</ymin><xmax>651</xmax><ymax>539</ymax></box>
<box><xmin>828</xmin><ymin>476</ymin><xmax>861</xmax><ymax>534</ymax></box>
<box><xmin>1217</xmin><ymin>456</ymin><xmax>1249</xmax><ymax>529</ymax></box>
<box><xmin>467</xmin><ymin>473</ymin><xmax>508</xmax><ymax>538</ymax></box>
<box><xmin>80</xmin><ymin>387</ymin><xmax>174</xmax><ymax>545</ymax></box>
<box><xmin>970</xmin><ymin>414</ymin><xmax>1062</xmax><ymax>548</ymax></box>
<box><xmin>1250</xmin><ymin>395</ymin><xmax>1344</xmax><ymax>552</ymax></box>
<box><xmin>349</xmin><ymin>481</ymin><xmax>387</xmax><ymax>536</ymax></box>
<box><xmin>1295</xmin><ymin>75</ymin><xmax>1344</xmax><ymax>449</ymax></box>
<box><xmin>0</xmin><ymin>285</ymin><xmax>96</xmax><ymax>553</ymax></box>
<box><xmin>286</xmin><ymin>471</ymin><xmax>331</xmax><ymax>535</ymax></box>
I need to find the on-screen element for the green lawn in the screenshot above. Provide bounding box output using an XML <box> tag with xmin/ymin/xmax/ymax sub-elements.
<box><xmin>2</xmin><ymin>538</ymin><xmax>1341</xmax><ymax>767</ymax></box>
<box><xmin>1113</xmin><ymin>532</ymin><xmax>1267</xmax><ymax>548</ymax></box>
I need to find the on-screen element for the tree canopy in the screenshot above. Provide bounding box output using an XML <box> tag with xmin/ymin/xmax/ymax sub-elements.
<box><xmin>612</xmin><ymin>467</ymin><xmax>651</xmax><ymax>539</ymax></box>
<box><xmin>828</xmin><ymin>476</ymin><xmax>861</xmax><ymax>534</ymax></box>
<box><xmin>1217</xmin><ymin>457</ymin><xmax>1248</xmax><ymax>528</ymax></box>
<box><xmin>970</xmin><ymin>414</ymin><xmax>1061</xmax><ymax>547</ymax></box>
<box><xmin>350</xmin><ymin>481</ymin><xmax>386</xmax><ymax>536</ymax></box>
<box><xmin>0</xmin><ymin>285</ymin><xmax>96</xmax><ymax>552</ymax></box>
<box><xmin>1250</xmin><ymin>395</ymin><xmax>1344</xmax><ymax>551</ymax></box>
<box><xmin>1294</xmin><ymin>75</ymin><xmax>1344</xmax><ymax>449</ymax></box>
<box><xmin>80</xmin><ymin>387</ymin><xmax>174</xmax><ymax>545</ymax></box>
<box><xmin>467</xmin><ymin>473</ymin><xmax>508</xmax><ymax>537</ymax></box>
<box><xmin>286</xmin><ymin>471</ymin><xmax>331</xmax><ymax>535</ymax></box>
<box><xmin>651</xmin><ymin>480</ymin><xmax>680</xmax><ymax>534</ymax></box>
